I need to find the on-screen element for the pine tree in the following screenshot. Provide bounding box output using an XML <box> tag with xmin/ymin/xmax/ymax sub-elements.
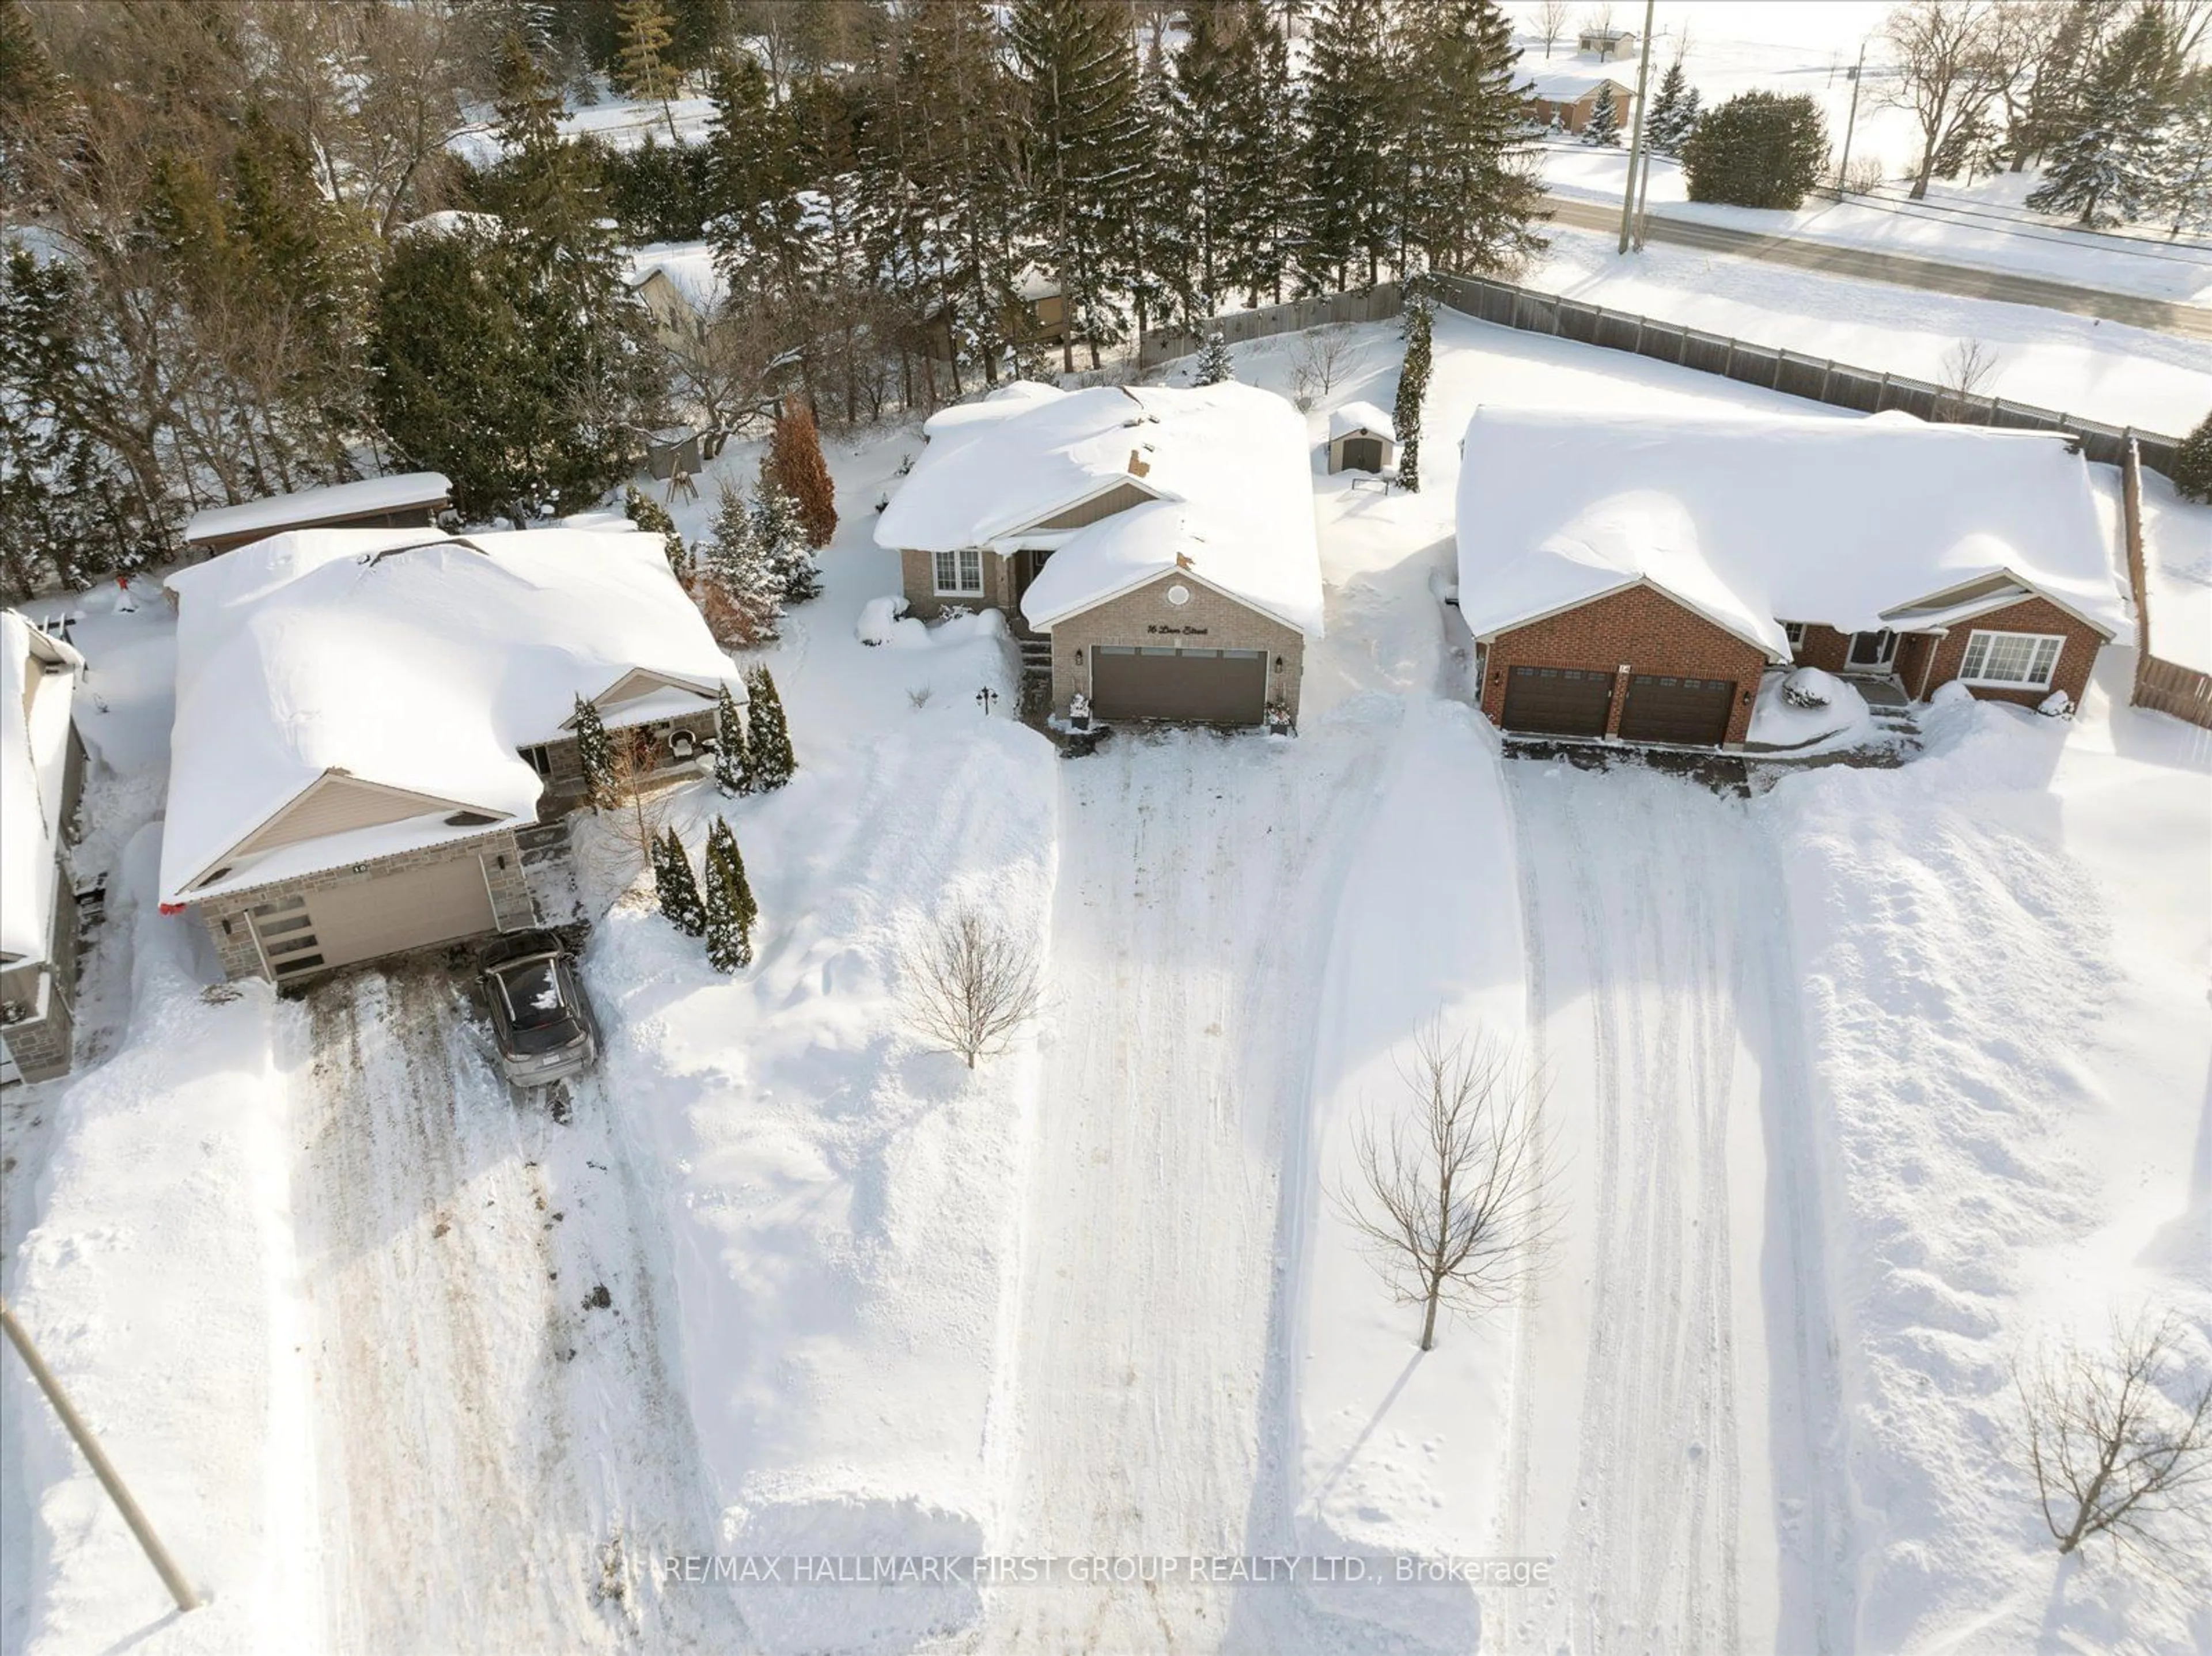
<box><xmin>1647</xmin><ymin>61</ymin><xmax>1702</xmax><ymax>155</ymax></box>
<box><xmin>701</xmin><ymin>815</ymin><xmax>757</xmax><ymax>972</ymax></box>
<box><xmin>2028</xmin><ymin>6</ymin><xmax>2183</xmax><ymax>227</ymax></box>
<box><xmin>625</xmin><ymin>483</ymin><xmax>689</xmax><ymax>578</ymax></box>
<box><xmin>1582</xmin><ymin>84</ymin><xmax>1623</xmax><ymax>147</ymax></box>
<box><xmin>615</xmin><ymin>0</ymin><xmax>684</xmax><ymax>142</ymax></box>
<box><xmin>1393</xmin><ymin>0</ymin><xmax>1547</xmax><ymax>276</ymax></box>
<box><xmin>2156</xmin><ymin>71</ymin><xmax>2212</xmax><ymax>237</ymax></box>
<box><xmin>1681</xmin><ymin>91</ymin><xmax>1830</xmax><ymax>210</ymax></box>
<box><xmin>1195</xmin><ymin>330</ymin><xmax>1234</xmax><ymax>385</ymax></box>
<box><xmin>574</xmin><ymin>694</ymin><xmax>617</xmax><ymax>808</ymax></box>
<box><xmin>713</xmin><ymin>680</ymin><xmax>755</xmax><ymax>794</ymax></box>
<box><xmin>768</xmin><ymin>401</ymin><xmax>838</xmax><ymax>548</ymax></box>
<box><xmin>703</xmin><ymin>48</ymin><xmax>805</xmax><ymax>302</ymax></box>
<box><xmin>1219</xmin><ymin>1</ymin><xmax>1299</xmax><ymax>305</ymax></box>
<box><xmin>752</xmin><ymin>473</ymin><xmax>821</xmax><ymax>604</ymax></box>
<box><xmin>654</xmin><ymin>826</ymin><xmax>707</xmax><ymax>935</ymax></box>
<box><xmin>1393</xmin><ymin>294</ymin><xmax>1433</xmax><ymax>494</ymax></box>
<box><xmin>743</xmin><ymin>664</ymin><xmax>797</xmax><ymax>790</ymax></box>
<box><xmin>2173</xmin><ymin>408</ymin><xmax>2212</xmax><ymax>504</ymax></box>
<box><xmin>1164</xmin><ymin>0</ymin><xmax>1238</xmax><ymax>317</ymax></box>
<box><xmin>698</xmin><ymin>480</ymin><xmax>782</xmax><ymax>645</ymax></box>
<box><xmin>1300</xmin><ymin>0</ymin><xmax>1397</xmax><ymax>292</ymax></box>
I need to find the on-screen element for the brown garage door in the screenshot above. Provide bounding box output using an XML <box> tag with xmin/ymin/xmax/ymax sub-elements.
<box><xmin>1092</xmin><ymin>645</ymin><xmax>1267</xmax><ymax>724</ymax></box>
<box><xmin>1618</xmin><ymin>674</ymin><xmax>1736</xmax><ymax>746</ymax></box>
<box><xmin>1500</xmin><ymin>665</ymin><xmax>1614</xmax><ymax>737</ymax></box>
<box><xmin>252</xmin><ymin>851</ymin><xmax>500</xmax><ymax>980</ymax></box>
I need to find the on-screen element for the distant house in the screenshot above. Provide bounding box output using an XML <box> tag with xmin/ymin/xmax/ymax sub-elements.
<box><xmin>876</xmin><ymin>382</ymin><xmax>1321</xmax><ymax>727</ymax></box>
<box><xmin>160</xmin><ymin>528</ymin><xmax>740</xmax><ymax>984</ymax></box>
<box><xmin>1</xmin><ymin>611</ymin><xmax>88</xmax><ymax>1085</ymax></box>
<box><xmin>926</xmin><ymin>265</ymin><xmax>1067</xmax><ymax>364</ymax></box>
<box><xmin>1578</xmin><ymin>25</ymin><xmax>1638</xmax><ymax>60</ymax></box>
<box><xmin>183</xmin><ymin>473</ymin><xmax>452</xmax><ymax>559</ymax></box>
<box><xmin>1456</xmin><ymin>409</ymin><xmax>2124</xmax><ymax>749</ymax></box>
<box><xmin>1525</xmin><ymin>66</ymin><xmax>1639</xmax><ymax>134</ymax></box>
<box><xmin>627</xmin><ymin>241</ymin><xmax>729</xmax><ymax>348</ymax></box>
<box><xmin>1328</xmin><ymin>403</ymin><xmax>1397</xmax><ymax>475</ymax></box>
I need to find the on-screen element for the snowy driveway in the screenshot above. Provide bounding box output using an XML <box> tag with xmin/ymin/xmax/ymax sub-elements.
<box><xmin>293</xmin><ymin>962</ymin><xmax>736</xmax><ymax>1655</ymax></box>
<box><xmin>974</xmin><ymin>727</ymin><xmax>1385</xmax><ymax>1652</ymax></box>
<box><xmin>1499</xmin><ymin>760</ymin><xmax>1850</xmax><ymax>1656</ymax></box>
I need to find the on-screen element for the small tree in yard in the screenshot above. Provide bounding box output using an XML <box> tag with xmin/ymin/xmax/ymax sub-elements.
<box><xmin>1935</xmin><ymin>338</ymin><xmax>1999</xmax><ymax>423</ymax></box>
<box><xmin>900</xmin><ymin>905</ymin><xmax>1043</xmax><ymax>1069</ymax></box>
<box><xmin>625</xmin><ymin>484</ymin><xmax>690</xmax><ymax>579</ymax></box>
<box><xmin>574</xmin><ymin>695</ymin><xmax>617</xmax><ymax>809</ymax></box>
<box><xmin>593</xmin><ymin>729</ymin><xmax>675</xmax><ymax>878</ymax></box>
<box><xmin>1195</xmin><ymin>330</ymin><xmax>1233</xmax><ymax>386</ymax></box>
<box><xmin>695</xmin><ymin>480</ymin><xmax>782</xmax><ymax>645</ymax></box>
<box><xmin>700</xmin><ymin>814</ymin><xmax>757</xmax><ymax>972</ymax></box>
<box><xmin>1646</xmin><ymin>60</ymin><xmax>1697</xmax><ymax>156</ymax></box>
<box><xmin>1393</xmin><ymin>295</ymin><xmax>1433</xmax><ymax>495</ymax></box>
<box><xmin>753</xmin><ymin>475</ymin><xmax>821</xmax><ymax>604</ymax></box>
<box><xmin>743</xmin><ymin>664</ymin><xmax>796</xmax><ymax>790</ymax></box>
<box><xmin>2173</xmin><ymin>409</ymin><xmax>2212</xmax><ymax>503</ymax></box>
<box><xmin>652</xmin><ymin>827</ymin><xmax>707</xmax><ymax>936</ymax></box>
<box><xmin>1338</xmin><ymin>1023</ymin><xmax>1553</xmax><ymax>1352</ymax></box>
<box><xmin>1581</xmin><ymin>84</ymin><xmax>1622</xmax><ymax>147</ymax></box>
<box><xmin>767</xmin><ymin>401</ymin><xmax>838</xmax><ymax>550</ymax></box>
<box><xmin>713</xmin><ymin>681</ymin><xmax>753</xmax><ymax>795</ymax></box>
<box><xmin>1681</xmin><ymin>91</ymin><xmax>1830</xmax><ymax>210</ymax></box>
<box><xmin>2017</xmin><ymin>1312</ymin><xmax>2212</xmax><ymax>1559</ymax></box>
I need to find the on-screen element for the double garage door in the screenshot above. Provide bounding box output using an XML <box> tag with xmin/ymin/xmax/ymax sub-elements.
<box><xmin>247</xmin><ymin>852</ymin><xmax>499</xmax><ymax>982</ymax></box>
<box><xmin>1499</xmin><ymin>666</ymin><xmax>1734</xmax><ymax>746</ymax></box>
<box><xmin>1092</xmin><ymin>645</ymin><xmax>1267</xmax><ymax>725</ymax></box>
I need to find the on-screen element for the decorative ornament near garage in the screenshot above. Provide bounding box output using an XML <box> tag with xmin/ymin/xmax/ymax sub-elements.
<box><xmin>1166</xmin><ymin>585</ymin><xmax>1191</xmax><ymax>607</ymax></box>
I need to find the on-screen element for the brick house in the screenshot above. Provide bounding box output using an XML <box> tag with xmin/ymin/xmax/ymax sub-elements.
<box><xmin>1456</xmin><ymin>408</ymin><xmax>2126</xmax><ymax>749</ymax></box>
<box><xmin>161</xmin><ymin>527</ymin><xmax>738</xmax><ymax>985</ymax></box>
<box><xmin>1</xmin><ymin>612</ymin><xmax>88</xmax><ymax>1084</ymax></box>
<box><xmin>1525</xmin><ymin>67</ymin><xmax>1638</xmax><ymax>134</ymax></box>
<box><xmin>877</xmin><ymin>381</ymin><xmax>1322</xmax><ymax>726</ymax></box>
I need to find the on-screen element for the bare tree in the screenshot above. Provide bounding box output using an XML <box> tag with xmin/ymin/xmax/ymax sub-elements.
<box><xmin>579</xmin><ymin>729</ymin><xmax>678</xmax><ymax>893</ymax></box>
<box><xmin>1535</xmin><ymin>0</ymin><xmax>1572</xmax><ymax>59</ymax></box>
<box><xmin>2017</xmin><ymin>1312</ymin><xmax>2212</xmax><ymax>1560</ymax></box>
<box><xmin>900</xmin><ymin>905</ymin><xmax>1044</xmax><ymax>1070</ymax></box>
<box><xmin>1337</xmin><ymin>1024</ymin><xmax>1554</xmax><ymax>1352</ymax></box>
<box><xmin>1882</xmin><ymin>0</ymin><xmax>2008</xmax><ymax>200</ymax></box>
<box><xmin>1287</xmin><ymin>326</ymin><xmax>1354</xmax><ymax>412</ymax></box>
<box><xmin>1936</xmin><ymin>337</ymin><xmax>1999</xmax><ymax>422</ymax></box>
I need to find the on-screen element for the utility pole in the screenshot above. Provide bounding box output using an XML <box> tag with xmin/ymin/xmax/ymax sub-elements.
<box><xmin>0</xmin><ymin>1298</ymin><xmax>203</xmax><ymax>1615</ymax></box>
<box><xmin>1617</xmin><ymin>0</ymin><xmax>1660</xmax><ymax>253</ymax></box>
<box><xmin>1632</xmin><ymin>96</ymin><xmax>1659</xmax><ymax>249</ymax></box>
<box><xmin>1834</xmin><ymin>42</ymin><xmax>1867</xmax><ymax>199</ymax></box>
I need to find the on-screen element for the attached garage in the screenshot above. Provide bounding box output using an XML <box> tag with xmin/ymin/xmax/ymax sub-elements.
<box><xmin>1090</xmin><ymin>644</ymin><xmax>1268</xmax><ymax>724</ymax></box>
<box><xmin>1499</xmin><ymin>665</ymin><xmax>1614</xmax><ymax>738</ymax></box>
<box><xmin>1617</xmin><ymin>674</ymin><xmax>1737</xmax><ymax>746</ymax></box>
<box><xmin>245</xmin><ymin>851</ymin><xmax>499</xmax><ymax>982</ymax></box>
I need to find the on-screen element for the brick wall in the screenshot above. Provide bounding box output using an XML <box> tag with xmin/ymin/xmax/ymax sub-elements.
<box><xmin>1480</xmin><ymin>583</ymin><xmax>1770</xmax><ymax>746</ymax></box>
<box><xmin>1790</xmin><ymin>624</ymin><xmax>1852</xmax><ymax>673</ymax></box>
<box><xmin>1048</xmin><ymin>573</ymin><xmax>1306</xmax><ymax>722</ymax></box>
<box><xmin>1919</xmin><ymin>595</ymin><xmax>2104</xmax><ymax>708</ymax></box>
<box><xmin>896</xmin><ymin>546</ymin><xmax>1016</xmax><ymax>620</ymax></box>
<box><xmin>0</xmin><ymin>862</ymin><xmax>79</xmax><ymax>1082</ymax></box>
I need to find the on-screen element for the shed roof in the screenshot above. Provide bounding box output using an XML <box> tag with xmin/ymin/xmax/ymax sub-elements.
<box><xmin>184</xmin><ymin>473</ymin><xmax>452</xmax><ymax>547</ymax></box>
<box><xmin>1330</xmin><ymin>401</ymin><xmax>1396</xmax><ymax>442</ymax></box>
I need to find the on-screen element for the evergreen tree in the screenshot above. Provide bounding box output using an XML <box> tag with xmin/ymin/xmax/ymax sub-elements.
<box><xmin>2173</xmin><ymin>408</ymin><xmax>2212</xmax><ymax>504</ymax></box>
<box><xmin>743</xmin><ymin>664</ymin><xmax>797</xmax><ymax>789</ymax></box>
<box><xmin>753</xmin><ymin>473</ymin><xmax>821</xmax><ymax>604</ymax></box>
<box><xmin>625</xmin><ymin>483</ymin><xmax>689</xmax><ymax>578</ymax></box>
<box><xmin>768</xmin><ymin>401</ymin><xmax>838</xmax><ymax>548</ymax></box>
<box><xmin>1393</xmin><ymin>0</ymin><xmax>1546</xmax><ymax>275</ymax></box>
<box><xmin>1646</xmin><ymin>60</ymin><xmax>1690</xmax><ymax>154</ymax></box>
<box><xmin>1681</xmin><ymin>91</ymin><xmax>1830</xmax><ymax>210</ymax></box>
<box><xmin>703</xmin><ymin>48</ymin><xmax>806</xmax><ymax>303</ymax></box>
<box><xmin>2156</xmin><ymin>71</ymin><xmax>2212</xmax><ymax>237</ymax></box>
<box><xmin>2014</xmin><ymin>0</ymin><xmax>2119</xmax><ymax>171</ymax></box>
<box><xmin>1219</xmin><ymin>1</ymin><xmax>1300</xmax><ymax>305</ymax></box>
<box><xmin>1163</xmin><ymin>0</ymin><xmax>1238</xmax><ymax>316</ymax></box>
<box><xmin>574</xmin><ymin>694</ymin><xmax>617</xmax><ymax>808</ymax></box>
<box><xmin>701</xmin><ymin>814</ymin><xmax>757</xmax><ymax>972</ymax></box>
<box><xmin>1582</xmin><ymin>84</ymin><xmax>1623</xmax><ymax>147</ymax></box>
<box><xmin>698</xmin><ymin>479</ymin><xmax>783</xmax><ymax>645</ymax></box>
<box><xmin>1393</xmin><ymin>294</ymin><xmax>1433</xmax><ymax>494</ymax></box>
<box><xmin>1300</xmin><ymin>0</ymin><xmax>1397</xmax><ymax>291</ymax></box>
<box><xmin>615</xmin><ymin>0</ymin><xmax>684</xmax><ymax>141</ymax></box>
<box><xmin>1195</xmin><ymin>330</ymin><xmax>1234</xmax><ymax>385</ymax></box>
<box><xmin>654</xmin><ymin>826</ymin><xmax>708</xmax><ymax>936</ymax></box>
<box><xmin>2028</xmin><ymin>5</ymin><xmax>2182</xmax><ymax>226</ymax></box>
<box><xmin>713</xmin><ymin>680</ymin><xmax>755</xmax><ymax>794</ymax></box>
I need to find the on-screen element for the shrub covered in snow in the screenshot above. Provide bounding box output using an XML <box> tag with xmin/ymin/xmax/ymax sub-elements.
<box><xmin>2039</xmin><ymin>688</ymin><xmax>2075</xmax><ymax>718</ymax></box>
<box><xmin>855</xmin><ymin>596</ymin><xmax>912</xmax><ymax>646</ymax></box>
<box><xmin>1782</xmin><ymin>666</ymin><xmax>1838</xmax><ymax>709</ymax></box>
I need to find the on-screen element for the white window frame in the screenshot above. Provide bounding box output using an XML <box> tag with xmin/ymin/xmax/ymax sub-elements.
<box><xmin>1957</xmin><ymin>629</ymin><xmax>2066</xmax><ymax>690</ymax></box>
<box><xmin>932</xmin><ymin>547</ymin><xmax>985</xmax><ymax>597</ymax></box>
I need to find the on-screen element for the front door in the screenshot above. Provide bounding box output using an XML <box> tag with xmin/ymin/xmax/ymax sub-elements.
<box><xmin>1009</xmin><ymin>548</ymin><xmax>1052</xmax><ymax>622</ymax></box>
<box><xmin>1846</xmin><ymin>629</ymin><xmax>1896</xmax><ymax>671</ymax></box>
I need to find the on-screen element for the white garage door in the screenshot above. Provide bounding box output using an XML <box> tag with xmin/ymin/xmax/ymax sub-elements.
<box><xmin>252</xmin><ymin>853</ymin><xmax>499</xmax><ymax>981</ymax></box>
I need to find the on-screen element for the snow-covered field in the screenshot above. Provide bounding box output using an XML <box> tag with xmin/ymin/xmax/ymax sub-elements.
<box><xmin>5</xmin><ymin>298</ymin><xmax>2207</xmax><ymax>1656</ymax></box>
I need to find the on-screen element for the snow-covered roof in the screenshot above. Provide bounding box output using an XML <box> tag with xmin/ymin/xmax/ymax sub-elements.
<box><xmin>1527</xmin><ymin>67</ymin><xmax>1636</xmax><ymax>101</ymax></box>
<box><xmin>879</xmin><ymin>381</ymin><xmax>1323</xmax><ymax>636</ymax></box>
<box><xmin>159</xmin><ymin>528</ymin><xmax>734</xmax><ymax>904</ymax></box>
<box><xmin>1455</xmin><ymin>408</ymin><xmax>2126</xmax><ymax>658</ymax></box>
<box><xmin>184</xmin><ymin>473</ymin><xmax>452</xmax><ymax>547</ymax></box>
<box><xmin>627</xmin><ymin>241</ymin><xmax>728</xmax><ymax>315</ymax></box>
<box><xmin>1</xmin><ymin>612</ymin><xmax>83</xmax><ymax>965</ymax></box>
<box><xmin>1330</xmin><ymin>401</ymin><xmax>1396</xmax><ymax>442</ymax></box>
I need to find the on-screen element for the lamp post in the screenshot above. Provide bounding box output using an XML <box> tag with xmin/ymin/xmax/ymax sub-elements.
<box><xmin>976</xmin><ymin>686</ymin><xmax>1000</xmax><ymax>718</ymax></box>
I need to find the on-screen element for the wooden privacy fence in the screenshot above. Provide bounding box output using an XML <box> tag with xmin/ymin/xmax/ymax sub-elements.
<box><xmin>1135</xmin><ymin>284</ymin><xmax>1404</xmax><ymax>369</ymax></box>
<box><xmin>2119</xmin><ymin>438</ymin><xmax>2212</xmax><ymax>730</ymax></box>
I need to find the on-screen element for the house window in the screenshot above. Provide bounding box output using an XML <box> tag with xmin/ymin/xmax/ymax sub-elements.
<box><xmin>1783</xmin><ymin>622</ymin><xmax>1806</xmax><ymax>650</ymax></box>
<box><xmin>522</xmin><ymin>744</ymin><xmax>553</xmax><ymax>778</ymax></box>
<box><xmin>933</xmin><ymin>548</ymin><xmax>984</xmax><ymax>596</ymax></box>
<box><xmin>1958</xmin><ymin>630</ymin><xmax>2065</xmax><ymax>689</ymax></box>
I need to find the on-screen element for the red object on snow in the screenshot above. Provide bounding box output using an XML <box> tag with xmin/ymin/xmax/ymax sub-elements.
<box><xmin>158</xmin><ymin>901</ymin><xmax>186</xmax><ymax>916</ymax></box>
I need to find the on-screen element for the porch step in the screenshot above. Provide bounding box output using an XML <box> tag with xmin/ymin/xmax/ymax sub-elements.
<box><xmin>1018</xmin><ymin>638</ymin><xmax>1053</xmax><ymax>679</ymax></box>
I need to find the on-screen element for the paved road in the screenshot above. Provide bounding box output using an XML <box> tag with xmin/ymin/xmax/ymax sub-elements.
<box><xmin>1544</xmin><ymin>195</ymin><xmax>2212</xmax><ymax>342</ymax></box>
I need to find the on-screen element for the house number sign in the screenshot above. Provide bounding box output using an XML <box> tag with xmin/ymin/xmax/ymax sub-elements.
<box><xmin>1146</xmin><ymin>624</ymin><xmax>1211</xmax><ymax>636</ymax></box>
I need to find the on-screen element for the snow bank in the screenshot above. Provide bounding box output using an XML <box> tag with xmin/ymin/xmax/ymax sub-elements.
<box><xmin>584</xmin><ymin>713</ymin><xmax>1058</xmax><ymax>1654</ymax></box>
<box><xmin>6</xmin><ymin>827</ymin><xmax>315</xmax><ymax>1656</ymax></box>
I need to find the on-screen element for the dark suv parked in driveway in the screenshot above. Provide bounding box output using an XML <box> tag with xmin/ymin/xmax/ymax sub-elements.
<box><xmin>479</xmin><ymin>932</ymin><xmax>600</xmax><ymax>1087</ymax></box>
